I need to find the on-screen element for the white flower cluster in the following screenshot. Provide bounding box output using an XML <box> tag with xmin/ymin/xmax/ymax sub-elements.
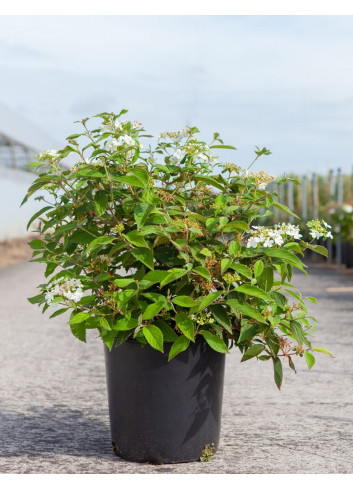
<box><xmin>245</xmin><ymin>170</ymin><xmax>274</xmax><ymax>190</ymax></box>
<box><xmin>99</xmin><ymin>119</ymin><xmax>141</xmax><ymax>135</ymax></box>
<box><xmin>342</xmin><ymin>204</ymin><xmax>353</xmax><ymax>213</ymax></box>
<box><xmin>247</xmin><ymin>223</ymin><xmax>302</xmax><ymax>249</ymax></box>
<box><xmin>35</xmin><ymin>149</ymin><xmax>60</xmax><ymax>161</ymax></box>
<box><xmin>170</xmin><ymin>140</ymin><xmax>218</xmax><ymax>164</ymax></box>
<box><xmin>44</xmin><ymin>277</ymin><xmax>84</xmax><ymax>305</ymax></box>
<box><xmin>105</xmin><ymin>134</ymin><xmax>137</xmax><ymax>152</ymax></box>
<box><xmin>159</xmin><ymin>129</ymin><xmax>190</xmax><ymax>142</ymax></box>
<box><xmin>307</xmin><ymin>220</ymin><xmax>333</xmax><ymax>239</ymax></box>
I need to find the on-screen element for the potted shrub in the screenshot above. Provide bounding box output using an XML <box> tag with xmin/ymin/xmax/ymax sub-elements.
<box><xmin>24</xmin><ymin>111</ymin><xmax>333</xmax><ymax>464</ymax></box>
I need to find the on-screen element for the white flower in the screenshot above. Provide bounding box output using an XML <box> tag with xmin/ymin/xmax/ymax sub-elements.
<box><xmin>310</xmin><ymin>230</ymin><xmax>323</xmax><ymax>239</ymax></box>
<box><xmin>247</xmin><ymin>236</ymin><xmax>260</xmax><ymax>248</ymax></box>
<box><xmin>326</xmin><ymin>231</ymin><xmax>333</xmax><ymax>239</ymax></box>
<box><xmin>263</xmin><ymin>237</ymin><xmax>274</xmax><ymax>247</ymax></box>
<box><xmin>342</xmin><ymin>205</ymin><xmax>353</xmax><ymax>213</ymax></box>
<box><xmin>322</xmin><ymin>220</ymin><xmax>332</xmax><ymax>228</ymax></box>
<box><xmin>170</xmin><ymin>149</ymin><xmax>186</xmax><ymax>163</ymax></box>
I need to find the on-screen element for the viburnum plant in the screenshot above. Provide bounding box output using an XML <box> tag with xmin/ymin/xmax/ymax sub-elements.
<box><xmin>24</xmin><ymin>110</ymin><xmax>333</xmax><ymax>389</ymax></box>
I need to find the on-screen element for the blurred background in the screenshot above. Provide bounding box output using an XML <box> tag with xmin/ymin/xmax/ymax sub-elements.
<box><xmin>1</xmin><ymin>15</ymin><xmax>353</xmax><ymax>266</ymax></box>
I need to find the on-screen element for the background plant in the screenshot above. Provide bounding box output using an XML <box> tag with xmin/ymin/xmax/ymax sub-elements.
<box><xmin>24</xmin><ymin>110</ymin><xmax>332</xmax><ymax>389</ymax></box>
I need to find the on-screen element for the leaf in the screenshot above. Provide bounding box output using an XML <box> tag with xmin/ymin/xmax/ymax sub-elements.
<box><xmin>231</xmin><ymin>264</ymin><xmax>252</xmax><ymax>280</ymax></box>
<box><xmin>115</xmin><ymin>289</ymin><xmax>137</xmax><ymax>306</ymax></box>
<box><xmin>201</xmin><ymin>331</ymin><xmax>229</xmax><ymax>353</ymax></box>
<box><xmin>86</xmin><ymin>236</ymin><xmax>114</xmax><ymax>254</ymax></box>
<box><xmin>272</xmin><ymin>201</ymin><xmax>300</xmax><ymax>220</ymax></box>
<box><xmin>273</xmin><ymin>357</ymin><xmax>283</xmax><ymax>390</ymax></box>
<box><xmin>142</xmin><ymin>300</ymin><xmax>166</xmax><ymax>320</ymax></box>
<box><xmin>291</xmin><ymin>320</ymin><xmax>306</xmax><ymax>346</ymax></box>
<box><xmin>193</xmin><ymin>175</ymin><xmax>226</xmax><ymax>192</ymax></box>
<box><xmin>114</xmin><ymin>175</ymin><xmax>145</xmax><ymax>188</ymax></box>
<box><xmin>254</xmin><ymin>260</ymin><xmax>264</xmax><ymax>278</ymax></box>
<box><xmin>26</xmin><ymin>206</ymin><xmax>52</xmax><ymax>231</ymax></box>
<box><xmin>125</xmin><ymin>230</ymin><xmax>148</xmax><ymax>248</ymax></box>
<box><xmin>168</xmin><ymin>335</ymin><xmax>190</xmax><ymax>361</ymax></box>
<box><xmin>28</xmin><ymin>239</ymin><xmax>46</xmax><ymax>250</ymax></box>
<box><xmin>210</xmin><ymin>304</ymin><xmax>232</xmax><ymax>333</ymax></box>
<box><xmin>94</xmin><ymin>190</ymin><xmax>109</xmax><ymax>216</ymax></box>
<box><xmin>257</xmin><ymin>266</ymin><xmax>273</xmax><ymax>292</ymax></box>
<box><xmin>312</xmin><ymin>346</ymin><xmax>334</xmax><ymax>356</ymax></box>
<box><xmin>134</xmin><ymin>202</ymin><xmax>154</xmax><ymax>228</ymax></box>
<box><xmin>172</xmin><ymin>296</ymin><xmax>198</xmax><ymax>307</ymax></box>
<box><xmin>69</xmin><ymin>312</ymin><xmax>91</xmax><ymax>325</ymax></box>
<box><xmin>241</xmin><ymin>344</ymin><xmax>265</xmax><ymax>362</ymax></box>
<box><xmin>193</xmin><ymin>266</ymin><xmax>212</xmax><ymax>281</ymax></box>
<box><xmin>235</xmin><ymin>284</ymin><xmax>272</xmax><ymax>302</ymax></box>
<box><xmin>156</xmin><ymin>321</ymin><xmax>178</xmax><ymax>342</ymax></box>
<box><xmin>143</xmin><ymin>324</ymin><xmax>164</xmax><ymax>353</ymax></box>
<box><xmin>304</xmin><ymin>351</ymin><xmax>316</xmax><ymax>369</ymax></box>
<box><xmin>113</xmin><ymin>278</ymin><xmax>135</xmax><ymax>287</ymax></box>
<box><xmin>140</xmin><ymin>270</ymin><xmax>168</xmax><ymax>288</ymax></box>
<box><xmin>49</xmin><ymin>307</ymin><xmax>69</xmax><ymax>318</ymax></box>
<box><xmin>113</xmin><ymin>317</ymin><xmax>138</xmax><ymax>331</ymax></box>
<box><xmin>226</xmin><ymin>299</ymin><xmax>267</xmax><ymax>324</ymax></box>
<box><xmin>193</xmin><ymin>291</ymin><xmax>223</xmax><ymax>312</ymax></box>
<box><xmin>131</xmin><ymin>247</ymin><xmax>154</xmax><ymax>270</ymax></box>
<box><xmin>130</xmin><ymin>166</ymin><xmax>149</xmax><ymax>187</ymax></box>
<box><xmin>262</xmin><ymin>248</ymin><xmax>307</xmax><ymax>272</ymax></box>
<box><xmin>238</xmin><ymin>323</ymin><xmax>260</xmax><ymax>343</ymax></box>
<box><xmin>209</xmin><ymin>144</ymin><xmax>236</xmax><ymax>150</ymax></box>
<box><xmin>70</xmin><ymin>322</ymin><xmax>87</xmax><ymax>342</ymax></box>
<box><xmin>306</xmin><ymin>243</ymin><xmax>328</xmax><ymax>257</ymax></box>
<box><xmin>223</xmin><ymin>221</ymin><xmax>250</xmax><ymax>233</ymax></box>
<box><xmin>175</xmin><ymin>312</ymin><xmax>194</xmax><ymax>341</ymax></box>
<box><xmin>272</xmin><ymin>291</ymin><xmax>287</xmax><ymax>310</ymax></box>
<box><xmin>99</xmin><ymin>317</ymin><xmax>111</xmax><ymax>331</ymax></box>
<box><xmin>160</xmin><ymin>268</ymin><xmax>188</xmax><ymax>287</ymax></box>
<box><xmin>221</xmin><ymin>258</ymin><xmax>232</xmax><ymax>275</ymax></box>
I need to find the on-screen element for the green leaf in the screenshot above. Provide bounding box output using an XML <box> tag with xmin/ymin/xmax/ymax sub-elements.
<box><xmin>172</xmin><ymin>296</ymin><xmax>198</xmax><ymax>307</ymax></box>
<box><xmin>134</xmin><ymin>202</ymin><xmax>154</xmax><ymax>228</ymax></box>
<box><xmin>193</xmin><ymin>266</ymin><xmax>212</xmax><ymax>281</ymax></box>
<box><xmin>70</xmin><ymin>322</ymin><xmax>87</xmax><ymax>342</ymax></box>
<box><xmin>201</xmin><ymin>331</ymin><xmax>229</xmax><ymax>353</ymax></box>
<box><xmin>238</xmin><ymin>323</ymin><xmax>260</xmax><ymax>343</ymax></box>
<box><xmin>291</xmin><ymin>320</ymin><xmax>306</xmax><ymax>346</ymax></box>
<box><xmin>257</xmin><ymin>267</ymin><xmax>273</xmax><ymax>292</ymax></box>
<box><xmin>272</xmin><ymin>291</ymin><xmax>287</xmax><ymax>309</ymax></box>
<box><xmin>304</xmin><ymin>351</ymin><xmax>316</xmax><ymax>369</ymax></box>
<box><xmin>241</xmin><ymin>344</ymin><xmax>265</xmax><ymax>362</ymax></box>
<box><xmin>86</xmin><ymin>236</ymin><xmax>114</xmax><ymax>254</ymax></box>
<box><xmin>115</xmin><ymin>289</ymin><xmax>137</xmax><ymax>307</ymax></box>
<box><xmin>93</xmin><ymin>190</ymin><xmax>109</xmax><ymax>216</ymax></box>
<box><xmin>223</xmin><ymin>221</ymin><xmax>250</xmax><ymax>233</ymax></box>
<box><xmin>69</xmin><ymin>312</ymin><xmax>91</xmax><ymax>325</ymax></box>
<box><xmin>142</xmin><ymin>300</ymin><xmax>166</xmax><ymax>320</ymax></box>
<box><xmin>254</xmin><ymin>260</ymin><xmax>264</xmax><ymax>278</ymax></box>
<box><xmin>26</xmin><ymin>206</ymin><xmax>52</xmax><ymax>231</ymax></box>
<box><xmin>160</xmin><ymin>268</ymin><xmax>188</xmax><ymax>287</ymax></box>
<box><xmin>209</xmin><ymin>144</ymin><xmax>236</xmax><ymax>150</ymax></box>
<box><xmin>168</xmin><ymin>335</ymin><xmax>190</xmax><ymax>361</ymax></box>
<box><xmin>226</xmin><ymin>299</ymin><xmax>267</xmax><ymax>324</ymax></box>
<box><xmin>114</xmin><ymin>175</ymin><xmax>145</xmax><ymax>188</ymax></box>
<box><xmin>262</xmin><ymin>248</ymin><xmax>306</xmax><ymax>272</ymax></box>
<box><xmin>49</xmin><ymin>307</ymin><xmax>69</xmax><ymax>318</ymax></box>
<box><xmin>140</xmin><ymin>270</ymin><xmax>168</xmax><ymax>288</ymax></box>
<box><xmin>156</xmin><ymin>321</ymin><xmax>178</xmax><ymax>342</ymax></box>
<box><xmin>312</xmin><ymin>346</ymin><xmax>333</xmax><ymax>356</ymax></box>
<box><xmin>306</xmin><ymin>243</ymin><xmax>328</xmax><ymax>257</ymax></box>
<box><xmin>99</xmin><ymin>317</ymin><xmax>111</xmax><ymax>331</ymax></box>
<box><xmin>193</xmin><ymin>291</ymin><xmax>223</xmax><ymax>312</ymax></box>
<box><xmin>130</xmin><ymin>165</ymin><xmax>149</xmax><ymax>187</ymax></box>
<box><xmin>125</xmin><ymin>230</ymin><xmax>148</xmax><ymax>247</ymax></box>
<box><xmin>113</xmin><ymin>317</ymin><xmax>138</xmax><ymax>331</ymax></box>
<box><xmin>235</xmin><ymin>284</ymin><xmax>272</xmax><ymax>302</ymax></box>
<box><xmin>113</xmin><ymin>278</ymin><xmax>135</xmax><ymax>287</ymax></box>
<box><xmin>175</xmin><ymin>312</ymin><xmax>194</xmax><ymax>341</ymax></box>
<box><xmin>143</xmin><ymin>324</ymin><xmax>164</xmax><ymax>353</ymax></box>
<box><xmin>131</xmin><ymin>247</ymin><xmax>154</xmax><ymax>270</ymax></box>
<box><xmin>273</xmin><ymin>357</ymin><xmax>283</xmax><ymax>390</ymax></box>
<box><xmin>210</xmin><ymin>304</ymin><xmax>232</xmax><ymax>333</ymax></box>
<box><xmin>231</xmin><ymin>264</ymin><xmax>252</xmax><ymax>280</ymax></box>
<box><xmin>193</xmin><ymin>175</ymin><xmax>226</xmax><ymax>192</ymax></box>
<box><xmin>28</xmin><ymin>239</ymin><xmax>45</xmax><ymax>250</ymax></box>
<box><xmin>221</xmin><ymin>258</ymin><xmax>232</xmax><ymax>275</ymax></box>
<box><xmin>272</xmin><ymin>201</ymin><xmax>300</xmax><ymax>220</ymax></box>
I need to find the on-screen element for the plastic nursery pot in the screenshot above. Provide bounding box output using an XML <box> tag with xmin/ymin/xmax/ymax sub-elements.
<box><xmin>104</xmin><ymin>336</ymin><xmax>226</xmax><ymax>464</ymax></box>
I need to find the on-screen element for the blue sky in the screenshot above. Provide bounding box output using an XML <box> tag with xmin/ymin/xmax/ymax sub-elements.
<box><xmin>1</xmin><ymin>15</ymin><xmax>353</xmax><ymax>175</ymax></box>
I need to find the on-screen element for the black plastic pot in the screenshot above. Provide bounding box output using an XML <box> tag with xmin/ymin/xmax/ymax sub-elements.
<box><xmin>104</xmin><ymin>337</ymin><xmax>226</xmax><ymax>464</ymax></box>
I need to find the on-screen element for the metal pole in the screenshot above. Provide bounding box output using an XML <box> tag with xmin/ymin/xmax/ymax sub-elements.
<box><xmin>337</xmin><ymin>168</ymin><xmax>343</xmax><ymax>269</ymax></box>
<box><xmin>327</xmin><ymin>169</ymin><xmax>334</xmax><ymax>264</ymax></box>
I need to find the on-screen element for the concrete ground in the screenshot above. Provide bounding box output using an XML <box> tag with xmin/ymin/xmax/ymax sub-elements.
<box><xmin>0</xmin><ymin>260</ymin><xmax>352</xmax><ymax>474</ymax></box>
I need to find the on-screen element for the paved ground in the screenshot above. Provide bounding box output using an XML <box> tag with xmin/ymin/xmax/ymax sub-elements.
<box><xmin>1</xmin><ymin>259</ymin><xmax>352</xmax><ymax>473</ymax></box>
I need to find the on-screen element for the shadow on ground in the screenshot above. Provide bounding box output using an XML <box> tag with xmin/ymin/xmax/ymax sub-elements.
<box><xmin>0</xmin><ymin>406</ymin><xmax>113</xmax><ymax>459</ymax></box>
